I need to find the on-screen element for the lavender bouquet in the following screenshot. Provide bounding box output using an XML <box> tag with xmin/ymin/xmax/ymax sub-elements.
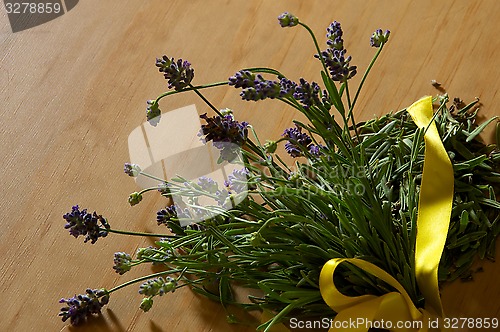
<box><xmin>58</xmin><ymin>13</ymin><xmax>500</xmax><ymax>331</ymax></box>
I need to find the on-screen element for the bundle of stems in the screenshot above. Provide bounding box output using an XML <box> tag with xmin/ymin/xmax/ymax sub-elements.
<box><xmin>58</xmin><ymin>13</ymin><xmax>500</xmax><ymax>331</ymax></box>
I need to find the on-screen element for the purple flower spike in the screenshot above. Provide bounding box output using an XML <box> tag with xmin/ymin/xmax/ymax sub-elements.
<box><xmin>198</xmin><ymin>111</ymin><xmax>249</xmax><ymax>161</ymax></box>
<box><xmin>229</xmin><ymin>70</ymin><xmax>297</xmax><ymax>102</ymax></box>
<box><xmin>225</xmin><ymin>168</ymin><xmax>249</xmax><ymax>194</ymax></box>
<box><xmin>155</xmin><ymin>56</ymin><xmax>194</xmax><ymax>91</ymax></box>
<box><xmin>58</xmin><ymin>288</ymin><xmax>109</xmax><ymax>325</ymax></box>
<box><xmin>228</xmin><ymin>70</ymin><xmax>256</xmax><ymax>88</ymax></box>
<box><xmin>197</xmin><ymin>176</ymin><xmax>219</xmax><ymax>194</ymax></box>
<box><xmin>315</xmin><ymin>21</ymin><xmax>357</xmax><ymax>82</ymax></box>
<box><xmin>316</xmin><ymin>48</ymin><xmax>357</xmax><ymax>82</ymax></box>
<box><xmin>282</xmin><ymin>125</ymin><xmax>313</xmax><ymax>158</ymax></box>
<box><xmin>293</xmin><ymin>78</ymin><xmax>322</xmax><ymax>109</ymax></box>
<box><xmin>309</xmin><ymin>144</ymin><xmax>325</xmax><ymax>157</ymax></box>
<box><xmin>139</xmin><ymin>276</ymin><xmax>177</xmax><ymax>296</ymax></box>
<box><xmin>326</xmin><ymin>21</ymin><xmax>344</xmax><ymax>50</ymax></box>
<box><xmin>63</xmin><ymin>206</ymin><xmax>110</xmax><ymax>244</ymax></box>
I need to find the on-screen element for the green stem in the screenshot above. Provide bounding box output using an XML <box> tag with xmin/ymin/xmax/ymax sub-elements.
<box><xmin>349</xmin><ymin>45</ymin><xmax>384</xmax><ymax>117</ymax></box>
<box><xmin>106</xmin><ymin>228</ymin><xmax>176</xmax><ymax>238</ymax></box>
<box><xmin>345</xmin><ymin>81</ymin><xmax>352</xmax><ymax>110</ymax></box>
<box><xmin>156</xmin><ymin>82</ymin><xmax>227</xmax><ymax>103</ymax></box>
<box><xmin>138</xmin><ymin>171</ymin><xmax>165</xmax><ymax>183</ymax></box>
<box><xmin>299</xmin><ymin>22</ymin><xmax>331</xmax><ymax>80</ymax></box>
<box><xmin>345</xmin><ymin>82</ymin><xmax>360</xmax><ymax>140</ymax></box>
<box><xmin>138</xmin><ymin>186</ymin><xmax>161</xmax><ymax>196</ymax></box>
<box><xmin>244</xmin><ymin>67</ymin><xmax>286</xmax><ymax>77</ymax></box>
<box><xmin>189</xmin><ymin>83</ymin><xmax>222</xmax><ymax>116</ymax></box>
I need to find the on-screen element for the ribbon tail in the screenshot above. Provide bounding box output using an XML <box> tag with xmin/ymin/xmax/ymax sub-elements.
<box><xmin>407</xmin><ymin>96</ymin><xmax>454</xmax><ymax>317</ymax></box>
<box><xmin>329</xmin><ymin>297</ymin><xmax>383</xmax><ymax>332</ymax></box>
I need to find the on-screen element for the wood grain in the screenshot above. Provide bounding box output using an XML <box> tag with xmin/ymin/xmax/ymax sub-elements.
<box><xmin>0</xmin><ymin>1</ymin><xmax>498</xmax><ymax>331</ymax></box>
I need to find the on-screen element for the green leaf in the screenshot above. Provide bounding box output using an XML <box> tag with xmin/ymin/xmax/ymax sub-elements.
<box><xmin>466</xmin><ymin>116</ymin><xmax>498</xmax><ymax>142</ymax></box>
<box><xmin>496</xmin><ymin>122</ymin><xmax>500</xmax><ymax>147</ymax></box>
<box><xmin>459</xmin><ymin>210</ymin><xmax>469</xmax><ymax>233</ymax></box>
<box><xmin>453</xmin><ymin>155</ymin><xmax>489</xmax><ymax>171</ymax></box>
<box><xmin>321</xmin><ymin>70</ymin><xmax>345</xmax><ymax>115</ymax></box>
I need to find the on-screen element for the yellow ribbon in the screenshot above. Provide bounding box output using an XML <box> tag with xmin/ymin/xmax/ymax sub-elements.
<box><xmin>319</xmin><ymin>96</ymin><xmax>454</xmax><ymax>331</ymax></box>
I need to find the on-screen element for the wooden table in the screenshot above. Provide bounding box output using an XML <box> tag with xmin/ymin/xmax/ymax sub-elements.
<box><xmin>1</xmin><ymin>1</ymin><xmax>499</xmax><ymax>331</ymax></box>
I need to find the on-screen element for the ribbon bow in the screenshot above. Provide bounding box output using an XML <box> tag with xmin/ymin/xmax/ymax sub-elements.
<box><xmin>319</xmin><ymin>96</ymin><xmax>454</xmax><ymax>331</ymax></box>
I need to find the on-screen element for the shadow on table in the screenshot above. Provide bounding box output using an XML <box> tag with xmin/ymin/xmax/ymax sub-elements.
<box><xmin>64</xmin><ymin>309</ymin><xmax>124</xmax><ymax>332</ymax></box>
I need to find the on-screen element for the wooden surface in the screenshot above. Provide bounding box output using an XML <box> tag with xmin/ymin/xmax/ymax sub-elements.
<box><xmin>1</xmin><ymin>1</ymin><xmax>499</xmax><ymax>331</ymax></box>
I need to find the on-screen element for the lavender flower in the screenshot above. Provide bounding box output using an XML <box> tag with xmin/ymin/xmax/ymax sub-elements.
<box><xmin>63</xmin><ymin>205</ymin><xmax>110</xmax><ymax>244</ymax></box>
<box><xmin>58</xmin><ymin>288</ymin><xmax>109</xmax><ymax>325</ymax></box>
<box><xmin>370</xmin><ymin>29</ymin><xmax>390</xmax><ymax>47</ymax></box>
<box><xmin>316</xmin><ymin>49</ymin><xmax>357</xmax><ymax>82</ymax></box>
<box><xmin>228</xmin><ymin>71</ymin><xmax>296</xmax><ymax>102</ymax></box>
<box><xmin>139</xmin><ymin>276</ymin><xmax>177</xmax><ymax>296</ymax></box>
<box><xmin>315</xmin><ymin>21</ymin><xmax>357</xmax><ymax>82</ymax></box>
<box><xmin>113</xmin><ymin>252</ymin><xmax>132</xmax><ymax>275</ymax></box>
<box><xmin>228</xmin><ymin>70</ymin><xmax>256</xmax><ymax>88</ymax></box>
<box><xmin>197</xmin><ymin>176</ymin><xmax>219</xmax><ymax>194</ymax></box>
<box><xmin>321</xmin><ymin>89</ymin><xmax>331</xmax><ymax>109</ymax></box>
<box><xmin>124</xmin><ymin>163</ymin><xmax>141</xmax><ymax>177</ymax></box>
<box><xmin>215</xmin><ymin>189</ymin><xmax>231</xmax><ymax>208</ymax></box>
<box><xmin>156</xmin><ymin>205</ymin><xmax>195</xmax><ymax>235</ymax></box>
<box><xmin>241</xmin><ymin>78</ymin><xmax>281</xmax><ymax>101</ymax></box>
<box><xmin>156</xmin><ymin>205</ymin><xmax>178</xmax><ymax>226</ymax></box>
<box><xmin>199</xmin><ymin>112</ymin><xmax>248</xmax><ymax>146</ymax></box>
<box><xmin>326</xmin><ymin>21</ymin><xmax>344</xmax><ymax>50</ymax></box>
<box><xmin>155</xmin><ymin>56</ymin><xmax>194</xmax><ymax>91</ymax></box>
<box><xmin>282</xmin><ymin>125</ymin><xmax>313</xmax><ymax>158</ymax></box>
<box><xmin>293</xmin><ymin>78</ymin><xmax>322</xmax><ymax>109</ymax></box>
<box><xmin>278</xmin><ymin>12</ymin><xmax>299</xmax><ymax>27</ymax></box>
<box><xmin>198</xmin><ymin>112</ymin><xmax>249</xmax><ymax>161</ymax></box>
<box><xmin>225</xmin><ymin>168</ymin><xmax>249</xmax><ymax>194</ymax></box>
<box><xmin>279</xmin><ymin>77</ymin><xmax>297</xmax><ymax>97</ymax></box>
<box><xmin>309</xmin><ymin>144</ymin><xmax>325</xmax><ymax>157</ymax></box>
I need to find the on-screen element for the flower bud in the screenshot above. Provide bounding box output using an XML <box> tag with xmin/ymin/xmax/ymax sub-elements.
<box><xmin>128</xmin><ymin>192</ymin><xmax>143</xmax><ymax>206</ymax></box>
<box><xmin>140</xmin><ymin>297</ymin><xmax>154</xmax><ymax>312</ymax></box>
<box><xmin>264</xmin><ymin>140</ymin><xmax>277</xmax><ymax>154</ymax></box>
<box><xmin>124</xmin><ymin>163</ymin><xmax>141</xmax><ymax>177</ymax></box>
<box><xmin>278</xmin><ymin>12</ymin><xmax>299</xmax><ymax>27</ymax></box>
<box><xmin>370</xmin><ymin>29</ymin><xmax>390</xmax><ymax>47</ymax></box>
